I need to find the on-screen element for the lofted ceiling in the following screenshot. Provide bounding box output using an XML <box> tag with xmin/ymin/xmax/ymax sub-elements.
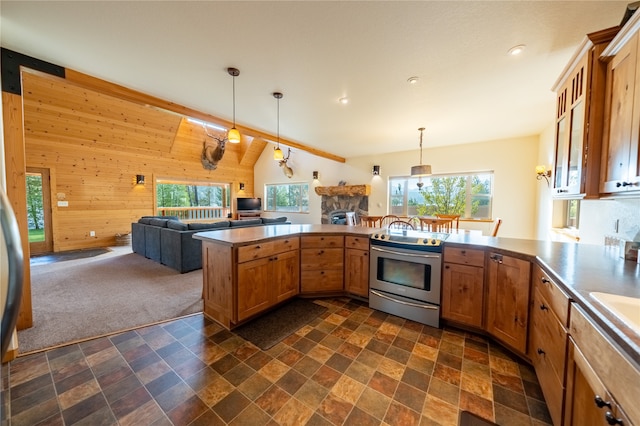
<box><xmin>0</xmin><ymin>1</ymin><xmax>630</xmax><ymax>160</ymax></box>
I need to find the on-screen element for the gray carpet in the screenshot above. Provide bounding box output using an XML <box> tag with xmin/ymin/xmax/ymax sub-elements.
<box><xmin>18</xmin><ymin>246</ymin><xmax>203</xmax><ymax>354</ymax></box>
<box><xmin>234</xmin><ymin>298</ymin><xmax>327</xmax><ymax>350</ymax></box>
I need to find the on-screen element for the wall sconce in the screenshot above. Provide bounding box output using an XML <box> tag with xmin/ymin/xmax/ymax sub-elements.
<box><xmin>536</xmin><ymin>165</ymin><xmax>551</xmax><ymax>186</ymax></box>
<box><xmin>239</xmin><ymin>182</ymin><xmax>245</xmax><ymax>191</ymax></box>
<box><xmin>136</xmin><ymin>175</ymin><xmax>145</xmax><ymax>185</ymax></box>
<box><xmin>313</xmin><ymin>171</ymin><xmax>319</xmax><ymax>180</ymax></box>
<box><xmin>372</xmin><ymin>165</ymin><xmax>381</xmax><ymax>176</ymax></box>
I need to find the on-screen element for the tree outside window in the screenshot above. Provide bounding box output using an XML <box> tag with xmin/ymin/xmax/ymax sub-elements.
<box><xmin>265</xmin><ymin>183</ymin><xmax>309</xmax><ymax>213</ymax></box>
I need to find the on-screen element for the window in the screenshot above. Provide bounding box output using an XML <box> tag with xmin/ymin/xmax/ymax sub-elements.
<box><xmin>389</xmin><ymin>172</ymin><xmax>493</xmax><ymax>219</ymax></box>
<box><xmin>265</xmin><ymin>183</ymin><xmax>309</xmax><ymax>213</ymax></box>
<box><xmin>566</xmin><ymin>199</ymin><xmax>580</xmax><ymax>228</ymax></box>
<box><xmin>156</xmin><ymin>179</ymin><xmax>230</xmax><ymax>220</ymax></box>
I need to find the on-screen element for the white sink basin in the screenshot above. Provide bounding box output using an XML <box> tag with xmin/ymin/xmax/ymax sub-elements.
<box><xmin>590</xmin><ymin>292</ymin><xmax>640</xmax><ymax>334</ymax></box>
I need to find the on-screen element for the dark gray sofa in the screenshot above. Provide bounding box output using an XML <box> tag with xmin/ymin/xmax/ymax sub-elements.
<box><xmin>131</xmin><ymin>216</ymin><xmax>288</xmax><ymax>273</ymax></box>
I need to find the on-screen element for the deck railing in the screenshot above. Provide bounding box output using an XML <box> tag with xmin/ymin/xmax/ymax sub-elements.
<box><xmin>157</xmin><ymin>206</ymin><xmax>230</xmax><ymax>222</ymax></box>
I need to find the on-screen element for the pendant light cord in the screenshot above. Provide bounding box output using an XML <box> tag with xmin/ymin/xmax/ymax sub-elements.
<box><xmin>232</xmin><ymin>75</ymin><xmax>236</xmax><ymax>127</ymax></box>
<box><xmin>277</xmin><ymin>96</ymin><xmax>280</xmax><ymax>148</ymax></box>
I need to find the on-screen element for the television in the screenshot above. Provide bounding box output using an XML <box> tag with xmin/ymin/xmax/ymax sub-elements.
<box><xmin>236</xmin><ymin>197</ymin><xmax>262</xmax><ymax>211</ymax></box>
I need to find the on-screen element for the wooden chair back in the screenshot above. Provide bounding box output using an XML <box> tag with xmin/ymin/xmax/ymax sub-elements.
<box><xmin>491</xmin><ymin>218</ymin><xmax>502</xmax><ymax>237</ymax></box>
<box><xmin>380</xmin><ymin>215</ymin><xmax>400</xmax><ymax>227</ymax></box>
<box><xmin>436</xmin><ymin>214</ymin><xmax>460</xmax><ymax>229</ymax></box>
<box><xmin>387</xmin><ymin>220</ymin><xmax>415</xmax><ymax>230</ymax></box>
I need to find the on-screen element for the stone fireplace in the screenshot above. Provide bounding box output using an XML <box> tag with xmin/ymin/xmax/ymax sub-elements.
<box><xmin>315</xmin><ymin>185</ymin><xmax>370</xmax><ymax>225</ymax></box>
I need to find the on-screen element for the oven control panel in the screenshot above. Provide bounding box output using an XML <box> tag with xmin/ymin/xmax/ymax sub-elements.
<box><xmin>370</xmin><ymin>231</ymin><xmax>447</xmax><ymax>247</ymax></box>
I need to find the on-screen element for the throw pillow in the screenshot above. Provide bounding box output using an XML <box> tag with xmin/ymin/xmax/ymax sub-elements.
<box><xmin>149</xmin><ymin>218</ymin><xmax>169</xmax><ymax>228</ymax></box>
<box><xmin>261</xmin><ymin>216</ymin><xmax>288</xmax><ymax>224</ymax></box>
<box><xmin>188</xmin><ymin>221</ymin><xmax>230</xmax><ymax>230</ymax></box>
<box><xmin>167</xmin><ymin>220</ymin><xmax>188</xmax><ymax>231</ymax></box>
<box><xmin>230</xmin><ymin>219</ymin><xmax>262</xmax><ymax>227</ymax></box>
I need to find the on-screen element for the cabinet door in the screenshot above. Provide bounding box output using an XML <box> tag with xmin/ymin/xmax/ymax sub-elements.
<box><xmin>272</xmin><ymin>250</ymin><xmax>300</xmax><ymax>304</ymax></box>
<box><xmin>345</xmin><ymin>248</ymin><xmax>369</xmax><ymax>297</ymax></box>
<box><xmin>237</xmin><ymin>257</ymin><xmax>271</xmax><ymax>321</ymax></box>
<box><xmin>441</xmin><ymin>263</ymin><xmax>484</xmax><ymax>328</ymax></box>
<box><xmin>486</xmin><ymin>253</ymin><xmax>531</xmax><ymax>354</ymax></box>
<box><xmin>601</xmin><ymin>33</ymin><xmax>638</xmax><ymax>193</ymax></box>
<box><xmin>565</xmin><ymin>339</ymin><xmax>630</xmax><ymax>426</ymax></box>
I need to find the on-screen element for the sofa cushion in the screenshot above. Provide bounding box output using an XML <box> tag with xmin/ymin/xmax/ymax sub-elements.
<box><xmin>138</xmin><ymin>217</ymin><xmax>154</xmax><ymax>224</ymax></box>
<box><xmin>138</xmin><ymin>215</ymin><xmax>179</xmax><ymax>224</ymax></box>
<box><xmin>188</xmin><ymin>221</ymin><xmax>230</xmax><ymax>230</ymax></box>
<box><xmin>262</xmin><ymin>216</ymin><xmax>288</xmax><ymax>224</ymax></box>
<box><xmin>167</xmin><ymin>220</ymin><xmax>188</xmax><ymax>231</ymax></box>
<box><xmin>230</xmin><ymin>219</ymin><xmax>262</xmax><ymax>227</ymax></box>
<box><xmin>149</xmin><ymin>218</ymin><xmax>169</xmax><ymax>228</ymax></box>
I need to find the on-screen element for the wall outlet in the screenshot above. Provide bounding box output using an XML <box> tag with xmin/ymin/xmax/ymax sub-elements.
<box><xmin>90</xmin><ymin>231</ymin><xmax>95</xmax><ymax>237</ymax></box>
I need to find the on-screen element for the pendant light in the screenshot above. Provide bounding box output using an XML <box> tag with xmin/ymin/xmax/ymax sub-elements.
<box><xmin>410</xmin><ymin>127</ymin><xmax>432</xmax><ymax>177</ymax></box>
<box><xmin>273</xmin><ymin>92</ymin><xmax>284</xmax><ymax>161</ymax></box>
<box><xmin>227</xmin><ymin>67</ymin><xmax>241</xmax><ymax>144</ymax></box>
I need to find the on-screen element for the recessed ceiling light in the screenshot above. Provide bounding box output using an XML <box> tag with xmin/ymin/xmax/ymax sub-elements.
<box><xmin>339</xmin><ymin>97</ymin><xmax>349</xmax><ymax>104</ymax></box>
<box><xmin>407</xmin><ymin>76</ymin><xmax>419</xmax><ymax>84</ymax></box>
<box><xmin>508</xmin><ymin>44</ymin><xmax>526</xmax><ymax>56</ymax></box>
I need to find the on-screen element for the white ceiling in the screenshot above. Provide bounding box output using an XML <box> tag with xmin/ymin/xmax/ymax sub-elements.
<box><xmin>0</xmin><ymin>1</ymin><xmax>630</xmax><ymax>159</ymax></box>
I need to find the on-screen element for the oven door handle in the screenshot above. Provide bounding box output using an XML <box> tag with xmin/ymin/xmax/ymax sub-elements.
<box><xmin>370</xmin><ymin>290</ymin><xmax>439</xmax><ymax>310</ymax></box>
<box><xmin>370</xmin><ymin>245</ymin><xmax>441</xmax><ymax>259</ymax></box>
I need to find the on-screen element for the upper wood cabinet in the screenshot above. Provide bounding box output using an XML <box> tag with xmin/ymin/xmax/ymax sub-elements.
<box><xmin>552</xmin><ymin>26</ymin><xmax>619</xmax><ymax>199</ymax></box>
<box><xmin>601</xmin><ymin>16</ymin><xmax>640</xmax><ymax>194</ymax></box>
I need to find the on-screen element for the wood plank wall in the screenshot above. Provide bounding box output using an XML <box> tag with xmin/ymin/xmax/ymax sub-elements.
<box><xmin>22</xmin><ymin>70</ymin><xmax>262</xmax><ymax>251</ymax></box>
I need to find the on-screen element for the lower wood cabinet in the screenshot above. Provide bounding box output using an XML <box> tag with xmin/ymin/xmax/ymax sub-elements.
<box><xmin>301</xmin><ymin>235</ymin><xmax>344</xmax><ymax>294</ymax></box>
<box><xmin>486</xmin><ymin>252</ymin><xmax>531</xmax><ymax>354</ymax></box>
<box><xmin>441</xmin><ymin>247</ymin><xmax>485</xmax><ymax>328</ymax></box>
<box><xmin>344</xmin><ymin>236</ymin><xmax>370</xmax><ymax>297</ymax></box>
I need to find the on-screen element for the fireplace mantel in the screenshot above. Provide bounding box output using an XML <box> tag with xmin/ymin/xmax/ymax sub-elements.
<box><xmin>314</xmin><ymin>184</ymin><xmax>371</xmax><ymax>197</ymax></box>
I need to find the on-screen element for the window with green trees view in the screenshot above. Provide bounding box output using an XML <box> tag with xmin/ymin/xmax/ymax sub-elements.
<box><xmin>265</xmin><ymin>183</ymin><xmax>309</xmax><ymax>213</ymax></box>
<box><xmin>156</xmin><ymin>180</ymin><xmax>230</xmax><ymax>220</ymax></box>
<box><xmin>389</xmin><ymin>173</ymin><xmax>493</xmax><ymax>219</ymax></box>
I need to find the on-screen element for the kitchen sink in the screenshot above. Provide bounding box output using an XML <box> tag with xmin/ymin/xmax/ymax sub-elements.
<box><xmin>590</xmin><ymin>292</ymin><xmax>640</xmax><ymax>334</ymax></box>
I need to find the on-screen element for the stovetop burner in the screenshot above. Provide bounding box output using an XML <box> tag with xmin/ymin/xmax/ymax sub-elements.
<box><xmin>370</xmin><ymin>229</ymin><xmax>449</xmax><ymax>252</ymax></box>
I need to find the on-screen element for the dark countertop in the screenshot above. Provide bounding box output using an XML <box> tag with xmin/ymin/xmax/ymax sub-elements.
<box><xmin>195</xmin><ymin>225</ymin><xmax>640</xmax><ymax>365</ymax></box>
<box><xmin>445</xmin><ymin>234</ymin><xmax>640</xmax><ymax>365</ymax></box>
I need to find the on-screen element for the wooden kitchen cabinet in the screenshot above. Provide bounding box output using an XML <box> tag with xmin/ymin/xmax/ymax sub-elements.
<box><xmin>528</xmin><ymin>266</ymin><xmax>571</xmax><ymax>426</ymax></box>
<box><xmin>486</xmin><ymin>252</ymin><xmax>531</xmax><ymax>355</ymax></box>
<box><xmin>566</xmin><ymin>304</ymin><xmax>640</xmax><ymax>426</ymax></box>
<box><xmin>601</xmin><ymin>20</ymin><xmax>640</xmax><ymax>194</ymax></box>
<box><xmin>344</xmin><ymin>236</ymin><xmax>370</xmax><ymax>297</ymax></box>
<box><xmin>552</xmin><ymin>27</ymin><xmax>619</xmax><ymax>198</ymax></box>
<box><xmin>441</xmin><ymin>247</ymin><xmax>485</xmax><ymax>328</ymax></box>
<box><xmin>301</xmin><ymin>235</ymin><xmax>344</xmax><ymax>294</ymax></box>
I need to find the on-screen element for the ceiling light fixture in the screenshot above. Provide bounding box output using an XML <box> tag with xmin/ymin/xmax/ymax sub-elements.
<box><xmin>339</xmin><ymin>97</ymin><xmax>349</xmax><ymax>104</ymax></box>
<box><xmin>273</xmin><ymin>92</ymin><xmax>284</xmax><ymax>161</ymax></box>
<box><xmin>407</xmin><ymin>76</ymin><xmax>419</xmax><ymax>84</ymax></box>
<box><xmin>227</xmin><ymin>67</ymin><xmax>241</xmax><ymax>144</ymax></box>
<box><xmin>508</xmin><ymin>44</ymin><xmax>526</xmax><ymax>56</ymax></box>
<box><xmin>410</xmin><ymin>127</ymin><xmax>432</xmax><ymax>189</ymax></box>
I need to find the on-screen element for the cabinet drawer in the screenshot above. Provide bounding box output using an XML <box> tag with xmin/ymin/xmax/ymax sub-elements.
<box><xmin>345</xmin><ymin>235</ymin><xmax>369</xmax><ymax>251</ymax></box>
<box><xmin>301</xmin><ymin>235</ymin><xmax>344</xmax><ymax>248</ymax></box>
<box><xmin>443</xmin><ymin>247</ymin><xmax>484</xmax><ymax>267</ymax></box>
<box><xmin>237</xmin><ymin>241</ymin><xmax>275</xmax><ymax>263</ymax></box>
<box><xmin>301</xmin><ymin>269</ymin><xmax>343</xmax><ymax>292</ymax></box>
<box><xmin>533</xmin><ymin>343</ymin><xmax>565</xmax><ymax>426</ymax></box>
<box><xmin>273</xmin><ymin>236</ymin><xmax>299</xmax><ymax>254</ymax></box>
<box><xmin>533</xmin><ymin>265</ymin><xmax>570</xmax><ymax>326</ymax></box>
<box><xmin>531</xmin><ymin>288</ymin><xmax>568</xmax><ymax>388</ymax></box>
<box><xmin>301</xmin><ymin>248</ymin><xmax>344</xmax><ymax>270</ymax></box>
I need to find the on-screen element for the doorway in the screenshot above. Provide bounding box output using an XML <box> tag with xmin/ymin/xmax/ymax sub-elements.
<box><xmin>26</xmin><ymin>167</ymin><xmax>53</xmax><ymax>254</ymax></box>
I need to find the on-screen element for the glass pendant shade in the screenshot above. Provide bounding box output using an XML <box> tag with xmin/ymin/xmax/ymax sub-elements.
<box><xmin>410</xmin><ymin>164</ymin><xmax>432</xmax><ymax>176</ymax></box>
<box><xmin>273</xmin><ymin>146</ymin><xmax>284</xmax><ymax>161</ymax></box>
<box><xmin>227</xmin><ymin>127</ymin><xmax>241</xmax><ymax>144</ymax></box>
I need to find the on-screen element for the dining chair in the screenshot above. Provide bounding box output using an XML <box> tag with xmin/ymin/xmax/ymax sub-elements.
<box><xmin>380</xmin><ymin>215</ymin><xmax>400</xmax><ymax>228</ymax></box>
<box><xmin>436</xmin><ymin>214</ymin><xmax>460</xmax><ymax>230</ymax></box>
<box><xmin>490</xmin><ymin>218</ymin><xmax>502</xmax><ymax>237</ymax></box>
<box><xmin>387</xmin><ymin>220</ymin><xmax>415</xmax><ymax>230</ymax></box>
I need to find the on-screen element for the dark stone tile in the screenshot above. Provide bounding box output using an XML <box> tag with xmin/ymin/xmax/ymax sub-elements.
<box><xmin>291</xmin><ymin>337</ymin><xmax>316</xmax><ymax>354</ymax></box>
<box><xmin>121</xmin><ymin>343</ymin><xmax>154</xmax><ymax>364</ymax></box>
<box><xmin>436</xmin><ymin>351</ymin><xmax>462</xmax><ymax>371</ymax></box>
<box><xmin>317</xmin><ymin>393</ymin><xmax>353</xmax><ymax>425</ymax></box>
<box><xmin>337</xmin><ymin>342</ymin><xmax>362</xmax><ymax>360</ymax></box>
<box><xmin>155</xmin><ymin>341</ymin><xmax>183</xmax><ymax>359</ymax></box>
<box><xmin>145</xmin><ymin>371</ymin><xmax>181</xmax><ymax>398</ymax></box>
<box><xmin>53</xmin><ymin>368</ymin><xmax>95</xmax><ymax>395</ymax></box>
<box><xmin>128</xmin><ymin>351</ymin><xmax>162</xmax><ymax>373</ymax></box>
<box><xmin>11</xmin><ymin>383</ymin><xmax>57</xmax><ymax>417</ymax></box>
<box><xmin>523</xmin><ymin>379</ymin><xmax>545</xmax><ymax>401</ymax></box>
<box><xmin>155</xmin><ymin>381</ymin><xmax>194</xmax><ymax>412</ymax></box>
<box><xmin>223</xmin><ymin>363</ymin><xmax>255</xmax><ymax>387</ymax></box>
<box><xmin>96</xmin><ymin>364</ymin><xmax>133</xmax><ymax>389</ymax></box>
<box><xmin>344</xmin><ymin>406</ymin><xmax>379</xmax><ymax>426</ymax></box>
<box><xmin>464</xmin><ymin>347</ymin><xmax>490</xmax><ymax>365</ymax></box>
<box><xmin>392</xmin><ymin>336</ymin><xmax>415</xmax><ymax>352</ymax></box>
<box><xmin>277</xmin><ymin>348</ymin><xmax>305</xmax><ymax>366</ymax></box>
<box><xmin>293</xmin><ymin>356</ymin><xmax>321</xmax><ymax>378</ymax></box>
<box><xmin>494</xmin><ymin>403</ymin><xmax>532</xmax><ymax>426</ymax></box>
<box><xmin>188</xmin><ymin>409</ymin><xmax>225</xmax><ymax>426</ymax></box>
<box><xmin>460</xmin><ymin>390</ymin><xmax>494</xmax><ymax>422</ymax></box>
<box><xmin>168</xmin><ymin>394</ymin><xmax>208</xmax><ymax>425</ymax></box>
<box><xmin>393</xmin><ymin>381</ymin><xmax>426</xmax><ymax>412</ymax></box>
<box><xmin>79</xmin><ymin>337</ymin><xmax>113</xmax><ymax>357</ymax></box>
<box><xmin>401</xmin><ymin>367</ymin><xmax>430</xmax><ymax>392</ymax></box>
<box><xmin>325</xmin><ymin>353</ymin><xmax>352</xmax><ymax>373</ymax></box>
<box><xmin>109</xmin><ymin>385</ymin><xmax>152</xmax><ymax>419</ymax></box>
<box><xmin>172</xmin><ymin>356</ymin><xmax>207</xmax><ymax>381</ymax></box>
<box><xmin>492</xmin><ymin>371</ymin><xmax>524</xmax><ymax>393</ymax></box>
<box><xmin>428</xmin><ymin>377</ymin><xmax>459</xmax><ymax>406</ymax></box>
<box><xmin>9</xmin><ymin>397</ymin><xmax>60</xmax><ymax>426</ymax></box>
<box><xmin>276</xmin><ymin>369</ymin><xmax>307</xmax><ymax>395</ymax></box>
<box><xmin>439</xmin><ymin>340</ymin><xmax>464</xmax><ymax>357</ymax></box>
<box><xmin>312</xmin><ymin>365</ymin><xmax>342</xmax><ymax>389</ymax></box>
<box><xmin>60</xmin><ymin>392</ymin><xmax>109</xmax><ymax>425</ymax></box>
<box><xmin>163</xmin><ymin>321</ymin><xmax>194</xmax><ymax>340</ymax></box>
<box><xmin>110</xmin><ymin>331</ymin><xmax>138</xmax><ymax>346</ymax></box>
<box><xmin>210</xmin><ymin>329</ymin><xmax>234</xmax><ymax>344</ymax></box>
<box><xmin>305</xmin><ymin>329</ymin><xmax>327</xmax><ymax>343</ymax></box>
<box><xmin>245</xmin><ymin>352</ymin><xmax>273</xmax><ymax>371</ymax></box>
<box><xmin>383</xmin><ymin>400</ymin><xmax>421</xmax><ymax>425</ymax></box>
<box><xmin>366</xmin><ymin>339</ymin><xmax>389</xmax><ymax>356</ymax></box>
<box><xmin>46</xmin><ymin>345</ymin><xmax>82</xmax><ymax>362</ymax></box>
<box><xmin>183</xmin><ymin>366</ymin><xmax>220</xmax><ymax>393</ymax></box>
<box><xmin>230</xmin><ymin>343</ymin><xmax>260</xmax><ymax>362</ymax></box>
<box><xmin>10</xmin><ymin>373</ymin><xmax>53</xmax><ymax>401</ymax></box>
<box><xmin>385</xmin><ymin>346</ymin><xmax>410</xmax><ymax>364</ymax></box>
<box><xmin>255</xmin><ymin>385</ymin><xmax>290</xmax><ymax>416</ymax></box>
<box><xmin>102</xmin><ymin>373</ymin><xmax>143</xmax><ymax>405</ymax></box>
<box><xmin>369</xmin><ymin>371</ymin><xmax>398</xmax><ymax>399</ymax></box>
<box><xmin>341</xmin><ymin>319</ymin><xmax>360</xmax><ymax>331</ymax></box>
<box><xmin>433</xmin><ymin>363</ymin><xmax>461</xmax><ymax>386</ymax></box>
<box><xmin>212</xmin><ymin>390</ymin><xmax>251</xmax><ymax>422</ymax></box>
<box><xmin>465</xmin><ymin>338</ymin><xmax>489</xmax><ymax>353</ymax></box>
<box><xmin>493</xmin><ymin>384</ymin><xmax>529</xmax><ymax>415</ymax></box>
<box><xmin>305</xmin><ymin>413</ymin><xmax>334</xmax><ymax>426</ymax></box>
<box><xmin>211</xmin><ymin>354</ymin><xmax>240</xmax><ymax>375</ymax></box>
<box><xmin>528</xmin><ymin>396</ymin><xmax>553</xmax><ymax>423</ymax></box>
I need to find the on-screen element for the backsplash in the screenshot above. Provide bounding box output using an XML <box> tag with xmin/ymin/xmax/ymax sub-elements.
<box><xmin>579</xmin><ymin>198</ymin><xmax>640</xmax><ymax>245</ymax></box>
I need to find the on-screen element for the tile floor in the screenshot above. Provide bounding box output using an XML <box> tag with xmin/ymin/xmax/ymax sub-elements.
<box><xmin>1</xmin><ymin>298</ymin><xmax>552</xmax><ymax>426</ymax></box>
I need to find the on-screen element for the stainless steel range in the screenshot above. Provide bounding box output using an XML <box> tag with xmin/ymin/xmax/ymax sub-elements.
<box><xmin>369</xmin><ymin>229</ymin><xmax>448</xmax><ymax>328</ymax></box>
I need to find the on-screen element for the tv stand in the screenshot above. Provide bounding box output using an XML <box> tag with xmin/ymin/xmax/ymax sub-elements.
<box><xmin>237</xmin><ymin>211</ymin><xmax>262</xmax><ymax>220</ymax></box>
